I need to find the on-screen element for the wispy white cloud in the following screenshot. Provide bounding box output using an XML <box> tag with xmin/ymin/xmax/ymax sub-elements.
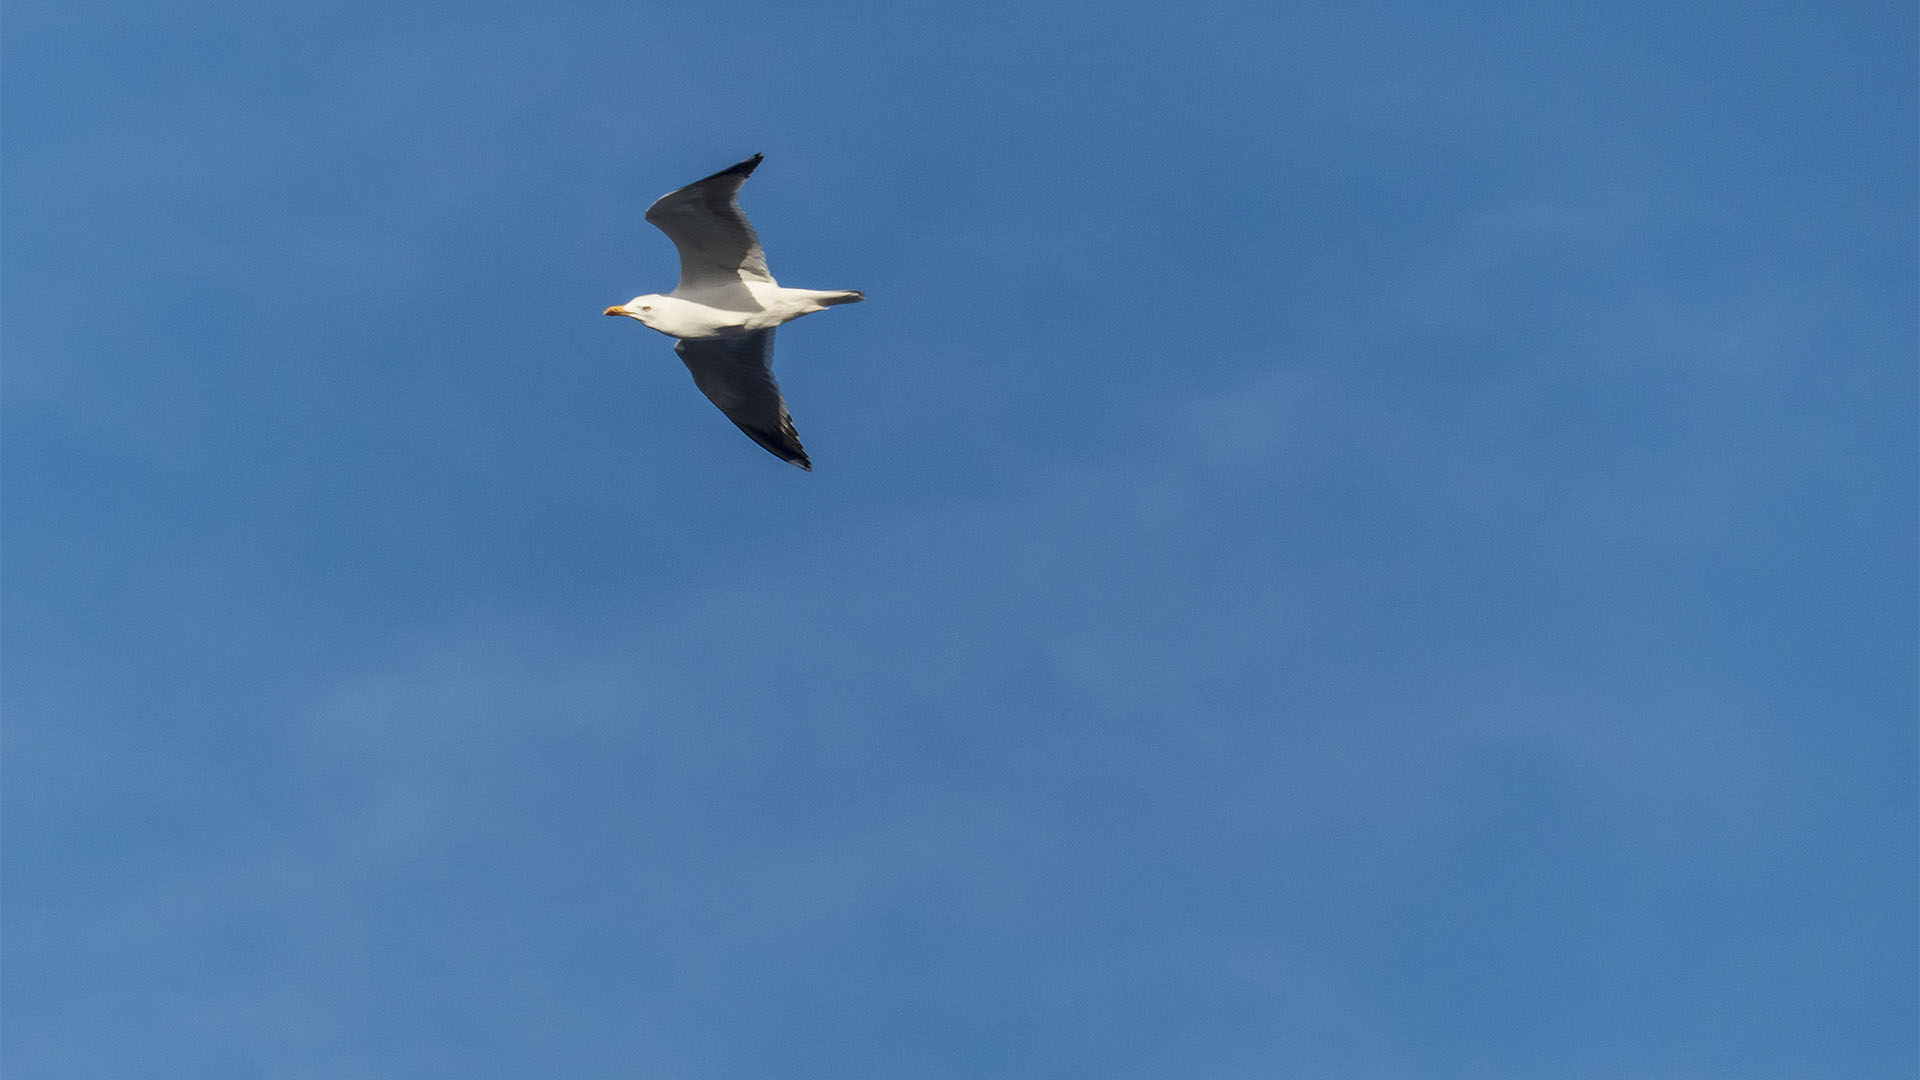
<box><xmin>27</xmin><ymin>223</ymin><xmax>1839</xmax><ymax>1069</ymax></box>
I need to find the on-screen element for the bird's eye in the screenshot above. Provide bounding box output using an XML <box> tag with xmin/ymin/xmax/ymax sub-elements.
<box><xmin>641</xmin><ymin>306</ymin><xmax>652</xmax><ymax>312</ymax></box>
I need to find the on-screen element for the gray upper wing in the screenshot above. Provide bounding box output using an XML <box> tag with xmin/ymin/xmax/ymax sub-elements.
<box><xmin>644</xmin><ymin>154</ymin><xmax>773</xmax><ymax>291</ymax></box>
<box><xmin>674</xmin><ymin>329</ymin><xmax>810</xmax><ymax>470</ymax></box>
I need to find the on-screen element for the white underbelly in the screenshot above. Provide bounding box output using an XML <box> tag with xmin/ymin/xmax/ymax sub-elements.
<box><xmin>668</xmin><ymin>283</ymin><xmax>822</xmax><ymax>337</ymax></box>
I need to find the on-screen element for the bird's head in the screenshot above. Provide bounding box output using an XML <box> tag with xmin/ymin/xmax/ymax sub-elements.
<box><xmin>603</xmin><ymin>296</ymin><xmax>664</xmax><ymax>326</ymax></box>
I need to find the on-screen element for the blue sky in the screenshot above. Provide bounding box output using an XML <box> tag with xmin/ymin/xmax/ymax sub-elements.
<box><xmin>4</xmin><ymin>1</ymin><xmax>1914</xmax><ymax>1076</ymax></box>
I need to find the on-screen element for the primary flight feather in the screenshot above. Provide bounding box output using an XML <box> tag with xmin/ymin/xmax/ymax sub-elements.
<box><xmin>604</xmin><ymin>154</ymin><xmax>864</xmax><ymax>470</ymax></box>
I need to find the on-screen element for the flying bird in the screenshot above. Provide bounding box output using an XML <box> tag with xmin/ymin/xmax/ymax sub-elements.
<box><xmin>604</xmin><ymin>153</ymin><xmax>864</xmax><ymax>470</ymax></box>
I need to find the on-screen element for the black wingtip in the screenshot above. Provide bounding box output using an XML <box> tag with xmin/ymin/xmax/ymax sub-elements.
<box><xmin>711</xmin><ymin>153</ymin><xmax>763</xmax><ymax>182</ymax></box>
<box><xmin>731</xmin><ymin>420</ymin><xmax>810</xmax><ymax>471</ymax></box>
<box><xmin>768</xmin><ymin>443</ymin><xmax>812</xmax><ymax>471</ymax></box>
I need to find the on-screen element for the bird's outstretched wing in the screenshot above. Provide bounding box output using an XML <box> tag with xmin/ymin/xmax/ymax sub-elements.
<box><xmin>674</xmin><ymin>330</ymin><xmax>810</xmax><ymax>469</ymax></box>
<box><xmin>644</xmin><ymin>154</ymin><xmax>773</xmax><ymax>291</ymax></box>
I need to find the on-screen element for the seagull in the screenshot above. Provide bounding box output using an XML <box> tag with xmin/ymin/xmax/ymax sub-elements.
<box><xmin>604</xmin><ymin>153</ymin><xmax>864</xmax><ymax>470</ymax></box>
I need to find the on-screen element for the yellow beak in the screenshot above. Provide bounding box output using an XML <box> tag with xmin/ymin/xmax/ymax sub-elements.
<box><xmin>603</xmin><ymin>306</ymin><xmax>626</xmax><ymax>317</ymax></box>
